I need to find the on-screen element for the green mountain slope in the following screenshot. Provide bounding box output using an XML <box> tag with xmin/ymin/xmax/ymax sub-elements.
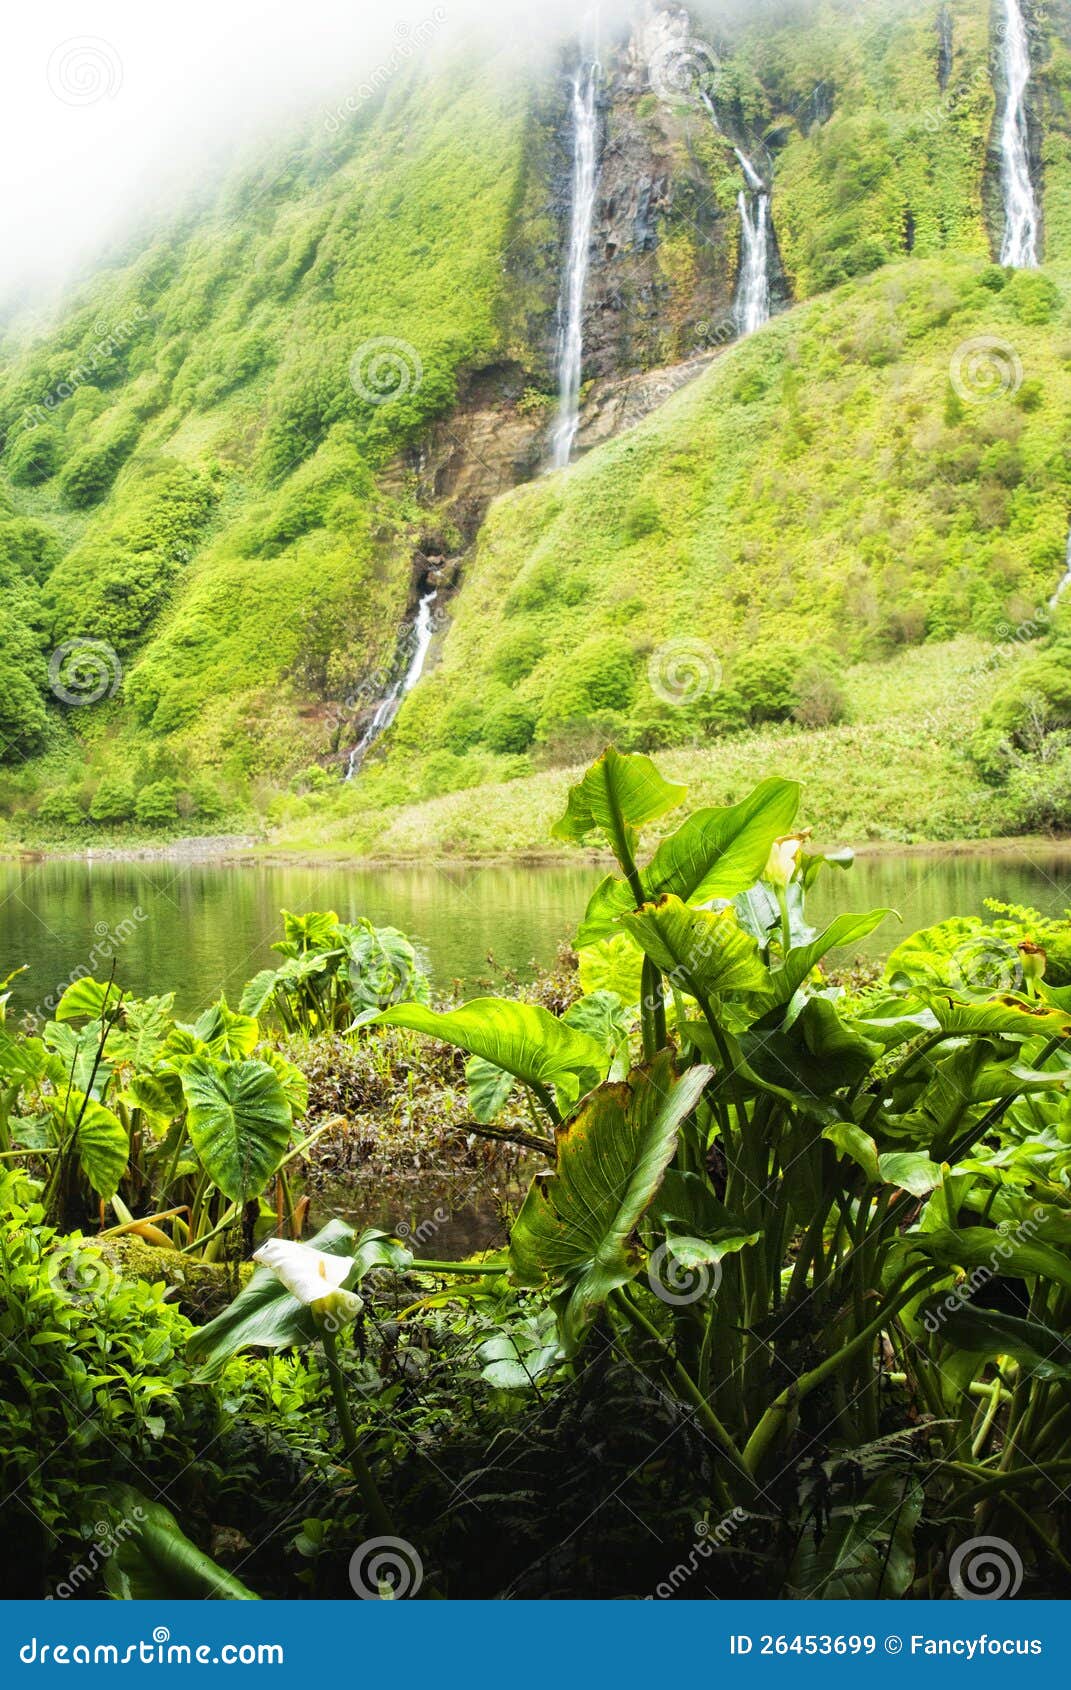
<box><xmin>2</xmin><ymin>0</ymin><xmax>1071</xmax><ymax>846</ymax></box>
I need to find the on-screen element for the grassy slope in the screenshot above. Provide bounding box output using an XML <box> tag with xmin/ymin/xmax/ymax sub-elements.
<box><xmin>354</xmin><ymin>256</ymin><xmax>1070</xmax><ymax>798</ymax></box>
<box><xmin>268</xmin><ymin>636</ymin><xmax>1031</xmax><ymax>856</ymax></box>
<box><xmin>0</xmin><ymin>54</ymin><xmax>533</xmax><ymax>816</ymax></box>
<box><xmin>3</xmin><ymin>0</ymin><xmax>1071</xmax><ymax>850</ymax></box>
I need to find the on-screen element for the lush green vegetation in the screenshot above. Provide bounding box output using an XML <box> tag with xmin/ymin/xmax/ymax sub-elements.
<box><xmin>4</xmin><ymin>749</ymin><xmax>1071</xmax><ymax>1598</ymax></box>
<box><xmin>2</xmin><ymin>0</ymin><xmax>1071</xmax><ymax>848</ymax></box>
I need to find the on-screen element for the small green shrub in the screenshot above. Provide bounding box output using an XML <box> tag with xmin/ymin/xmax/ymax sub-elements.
<box><xmin>135</xmin><ymin>779</ymin><xmax>180</xmax><ymax>825</ymax></box>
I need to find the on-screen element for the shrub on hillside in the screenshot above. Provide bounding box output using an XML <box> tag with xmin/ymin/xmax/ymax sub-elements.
<box><xmin>0</xmin><ymin>666</ymin><xmax>48</xmax><ymax>763</ymax></box>
<box><xmin>134</xmin><ymin>780</ymin><xmax>180</xmax><ymax>826</ymax></box>
<box><xmin>483</xmin><ymin>699</ymin><xmax>536</xmax><ymax>754</ymax></box>
<box><xmin>36</xmin><ymin>789</ymin><xmax>86</xmax><ymax>827</ymax></box>
<box><xmin>6</xmin><ymin>427</ymin><xmax>61</xmax><ymax>486</ymax></box>
<box><xmin>88</xmin><ymin>777</ymin><xmax>136</xmax><ymax>824</ymax></box>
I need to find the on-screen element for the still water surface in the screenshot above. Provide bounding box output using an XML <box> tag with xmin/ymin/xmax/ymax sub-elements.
<box><xmin>3</xmin><ymin>848</ymin><xmax>1071</xmax><ymax>1017</ymax></box>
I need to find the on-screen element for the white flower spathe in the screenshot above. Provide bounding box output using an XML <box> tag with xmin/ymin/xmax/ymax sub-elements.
<box><xmin>253</xmin><ymin>1239</ymin><xmax>356</xmax><ymax>1308</ymax></box>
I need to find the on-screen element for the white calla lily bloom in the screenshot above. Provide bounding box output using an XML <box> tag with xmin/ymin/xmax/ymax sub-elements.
<box><xmin>254</xmin><ymin>1238</ymin><xmax>362</xmax><ymax>1328</ymax></box>
<box><xmin>763</xmin><ymin>832</ymin><xmax>808</xmax><ymax>889</ymax></box>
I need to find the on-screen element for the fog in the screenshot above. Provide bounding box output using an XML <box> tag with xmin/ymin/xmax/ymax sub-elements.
<box><xmin>0</xmin><ymin>0</ymin><xmax>844</xmax><ymax>309</ymax></box>
<box><xmin>0</xmin><ymin>0</ymin><xmax>649</xmax><ymax>308</ymax></box>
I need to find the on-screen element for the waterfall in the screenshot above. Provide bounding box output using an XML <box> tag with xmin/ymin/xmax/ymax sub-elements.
<box><xmin>700</xmin><ymin>93</ymin><xmax>772</xmax><ymax>337</ymax></box>
<box><xmin>734</xmin><ymin>190</ymin><xmax>771</xmax><ymax>335</ymax></box>
<box><xmin>344</xmin><ymin>590</ymin><xmax>438</xmax><ymax>779</ymax></box>
<box><xmin>997</xmin><ymin>0</ymin><xmax>1039</xmax><ymax>268</ymax></box>
<box><xmin>549</xmin><ymin>59</ymin><xmax>601</xmax><ymax>469</ymax></box>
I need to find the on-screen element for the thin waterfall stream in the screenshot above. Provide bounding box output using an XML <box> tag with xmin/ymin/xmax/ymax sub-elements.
<box><xmin>700</xmin><ymin>93</ymin><xmax>771</xmax><ymax>336</ymax></box>
<box><xmin>998</xmin><ymin>0</ymin><xmax>1039</xmax><ymax>267</ymax></box>
<box><xmin>549</xmin><ymin>58</ymin><xmax>601</xmax><ymax>468</ymax></box>
<box><xmin>344</xmin><ymin>589</ymin><xmax>438</xmax><ymax>780</ymax></box>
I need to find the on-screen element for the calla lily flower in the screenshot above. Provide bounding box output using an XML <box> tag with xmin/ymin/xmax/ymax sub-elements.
<box><xmin>253</xmin><ymin>1238</ymin><xmax>362</xmax><ymax>1328</ymax></box>
<box><xmin>763</xmin><ymin>832</ymin><xmax>809</xmax><ymax>890</ymax></box>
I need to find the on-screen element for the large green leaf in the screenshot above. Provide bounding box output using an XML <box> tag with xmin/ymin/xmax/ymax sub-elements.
<box><xmin>98</xmin><ymin>1486</ymin><xmax>258</xmax><ymax>1599</ymax></box>
<box><xmin>54</xmin><ymin>977</ymin><xmax>118</xmax><ymax>1023</ymax></box>
<box><xmin>903</xmin><ymin>1226</ymin><xmax>1071</xmax><ymax>1293</ymax></box>
<box><xmin>922</xmin><ymin>993</ymin><xmax>1071</xmax><ymax>1040</ymax></box>
<box><xmin>49</xmin><ymin>1091</ymin><xmax>128</xmax><ymax>1199</ymax></box>
<box><xmin>179</xmin><ymin>1057</ymin><xmax>292</xmax><ymax>1203</ymax></box>
<box><xmin>742</xmin><ymin>998</ymin><xmax>882</xmax><ymax>1097</ymax></box>
<box><xmin>921</xmin><ymin>1301</ymin><xmax>1071</xmax><ymax>1380</ymax></box>
<box><xmin>188</xmin><ymin>998</ymin><xmax>260</xmax><ymax>1058</ymax></box>
<box><xmin>509</xmin><ymin>1052</ymin><xmax>712</xmax><ymax>1348</ymax></box>
<box><xmin>649</xmin><ymin>1170</ymin><xmax>760</xmax><ymax>1270</ymax></box>
<box><xmin>371</xmin><ymin>999</ymin><xmax>608</xmax><ymax>1113</ymax></box>
<box><xmin>770</xmin><ymin>909</ymin><xmax>895</xmax><ymax>1004</ymax></box>
<box><xmin>576</xmin><ymin>778</ymin><xmax>799</xmax><ymax>945</ymax></box>
<box><xmin>551</xmin><ymin>746</ymin><xmax>686</xmax><ymax>865</ymax></box>
<box><xmin>188</xmin><ymin>1222</ymin><xmax>411</xmax><ymax>1372</ymax></box>
<box><xmin>619</xmin><ymin>896</ymin><xmax>769</xmax><ymax>1000</ymax></box>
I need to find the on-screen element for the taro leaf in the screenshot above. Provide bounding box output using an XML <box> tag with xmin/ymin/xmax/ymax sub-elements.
<box><xmin>54</xmin><ymin>977</ymin><xmax>118</xmax><ymax>1023</ymax></box>
<box><xmin>877</xmin><ymin>1151</ymin><xmax>944</xmax><ymax>1196</ymax></box>
<box><xmin>576</xmin><ymin>778</ymin><xmax>799</xmax><ymax>945</ymax></box>
<box><xmin>344</xmin><ymin>922</ymin><xmax>428</xmax><ymax>1011</ymax></box>
<box><xmin>44</xmin><ymin>1020</ymin><xmax>114</xmax><ymax>1093</ymax></box>
<box><xmin>562</xmin><ymin>990</ymin><xmax>631</xmax><ymax>1054</ymax></box>
<box><xmin>188</xmin><ymin>1222</ymin><xmax>412</xmax><ymax>1372</ymax></box>
<box><xmin>122</xmin><ymin>1070</ymin><xmax>184</xmax><ymax>1121</ymax></box>
<box><xmin>98</xmin><ymin>1485</ymin><xmax>258</xmax><ymax>1599</ymax></box>
<box><xmin>770</xmin><ymin>909</ymin><xmax>895</xmax><ymax>1005</ymax></box>
<box><xmin>922</xmin><ymin>993</ymin><xmax>1071</xmax><ymax>1040</ymax></box>
<box><xmin>576</xmin><ymin>933</ymin><xmax>645</xmax><ymax>1005</ymax></box>
<box><xmin>509</xmin><ymin>1052</ymin><xmax>712</xmax><ymax>1350</ymax></box>
<box><xmin>799</xmin><ymin>845</ymin><xmax>855</xmax><ymax>891</ymax></box>
<box><xmin>0</xmin><ymin>1026</ymin><xmax>56</xmax><ymax>1085</ymax></box>
<box><xmin>239</xmin><ymin>954</ymin><xmax>328</xmax><ymax>1017</ymax></box>
<box><xmin>742</xmin><ymin>998</ymin><xmax>882</xmax><ymax>1098</ymax></box>
<box><xmin>466</xmin><ymin>1054</ymin><xmax>517</xmax><ymax>1123</ymax></box>
<box><xmin>823</xmin><ymin>1122</ymin><xmax>880</xmax><ymax>1184</ymax></box>
<box><xmin>278</xmin><ymin>908</ymin><xmax>341</xmax><ymax>952</ymax></box>
<box><xmin>49</xmin><ymin>1091</ymin><xmax>128</xmax><ymax>1199</ymax></box>
<box><xmin>902</xmin><ymin>1226</ymin><xmax>1071</xmax><ymax>1293</ymax></box>
<box><xmin>922</xmin><ymin>1301</ymin><xmax>1071</xmax><ymax>1380</ymax></box>
<box><xmin>189</xmin><ymin>998</ymin><xmax>260</xmax><ymax>1058</ymax></box>
<box><xmin>179</xmin><ymin>1057</ymin><xmax>291</xmax><ymax>1204</ymax></box>
<box><xmin>370</xmin><ymin>999</ymin><xmax>608</xmax><ymax>1115</ymax></box>
<box><xmin>649</xmin><ymin>1170</ymin><xmax>760</xmax><ymax>1270</ymax></box>
<box><xmin>259</xmin><ymin>1047</ymin><xmax>309</xmax><ymax>1117</ymax></box>
<box><xmin>551</xmin><ymin>746</ymin><xmax>686</xmax><ymax>866</ymax></box>
<box><xmin>620</xmin><ymin>896</ymin><xmax>769</xmax><ymax>999</ymax></box>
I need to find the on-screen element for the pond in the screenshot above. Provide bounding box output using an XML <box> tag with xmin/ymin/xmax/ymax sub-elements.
<box><xmin>3</xmin><ymin>846</ymin><xmax>1071</xmax><ymax>1020</ymax></box>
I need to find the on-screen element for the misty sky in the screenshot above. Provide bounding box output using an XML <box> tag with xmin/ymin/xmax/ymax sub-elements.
<box><xmin>1</xmin><ymin>0</ymin><xmax>639</xmax><ymax>305</ymax></box>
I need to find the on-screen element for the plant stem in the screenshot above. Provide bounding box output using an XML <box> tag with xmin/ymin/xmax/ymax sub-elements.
<box><xmin>321</xmin><ymin>1327</ymin><xmax>398</xmax><ymax>1541</ymax></box>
